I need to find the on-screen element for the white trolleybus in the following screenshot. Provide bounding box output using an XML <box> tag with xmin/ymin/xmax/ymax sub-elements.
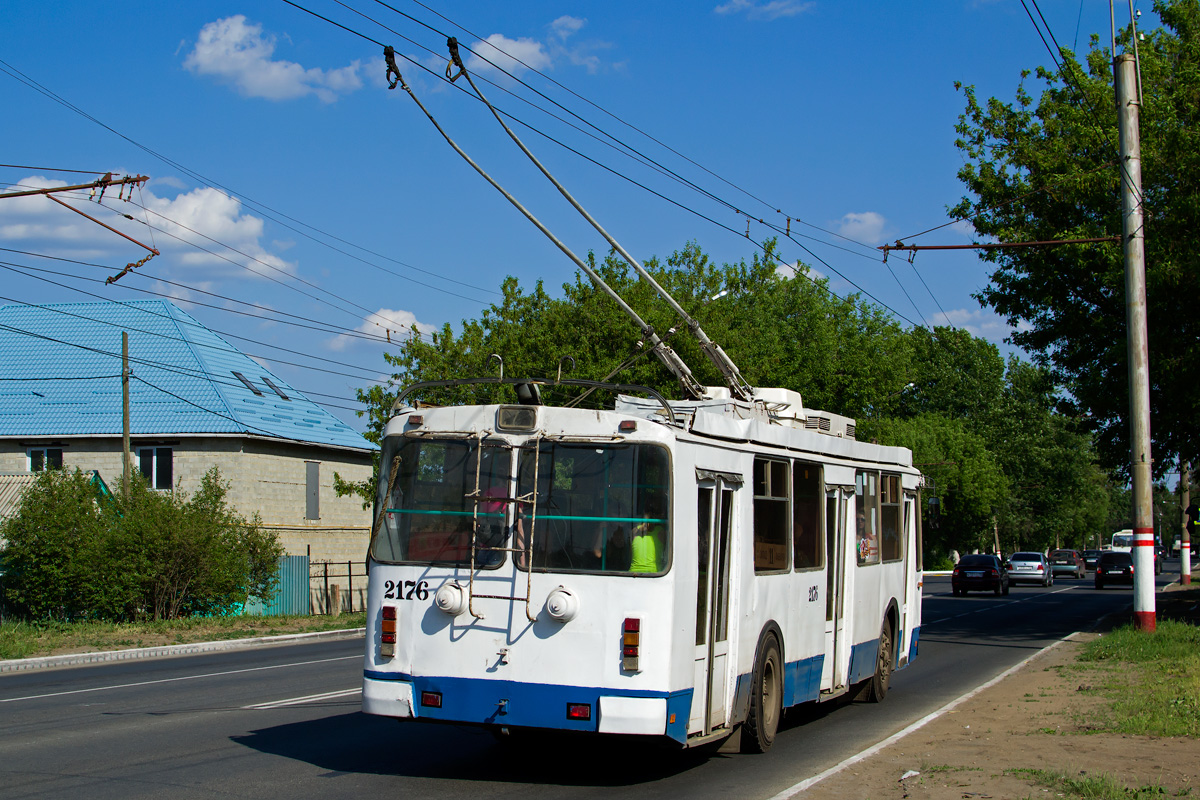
<box><xmin>361</xmin><ymin>377</ymin><xmax>923</xmax><ymax>751</ymax></box>
<box><xmin>362</xmin><ymin>40</ymin><xmax>923</xmax><ymax>752</ymax></box>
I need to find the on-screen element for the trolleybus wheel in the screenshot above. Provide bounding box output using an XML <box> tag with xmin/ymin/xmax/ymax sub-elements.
<box><xmin>862</xmin><ymin>619</ymin><xmax>893</xmax><ymax>703</ymax></box>
<box><xmin>743</xmin><ymin>634</ymin><xmax>782</xmax><ymax>753</ymax></box>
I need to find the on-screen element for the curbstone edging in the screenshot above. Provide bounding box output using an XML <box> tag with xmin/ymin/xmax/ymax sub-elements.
<box><xmin>0</xmin><ymin>627</ymin><xmax>366</xmax><ymax>674</ymax></box>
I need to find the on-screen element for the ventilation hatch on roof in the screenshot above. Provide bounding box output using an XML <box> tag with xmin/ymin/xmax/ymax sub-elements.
<box><xmin>232</xmin><ymin>371</ymin><xmax>263</xmax><ymax>396</ymax></box>
<box><xmin>261</xmin><ymin>376</ymin><xmax>290</xmax><ymax>401</ymax></box>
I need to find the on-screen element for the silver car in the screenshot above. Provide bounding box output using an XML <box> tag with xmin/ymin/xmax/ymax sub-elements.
<box><xmin>1006</xmin><ymin>551</ymin><xmax>1053</xmax><ymax>587</ymax></box>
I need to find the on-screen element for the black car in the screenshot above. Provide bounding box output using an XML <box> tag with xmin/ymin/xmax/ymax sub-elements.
<box><xmin>1094</xmin><ymin>551</ymin><xmax>1135</xmax><ymax>589</ymax></box>
<box><xmin>951</xmin><ymin>554</ymin><xmax>1010</xmax><ymax>596</ymax></box>
<box><xmin>1081</xmin><ymin>549</ymin><xmax>1103</xmax><ymax>571</ymax></box>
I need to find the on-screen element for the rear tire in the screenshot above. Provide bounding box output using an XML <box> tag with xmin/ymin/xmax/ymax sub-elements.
<box><xmin>743</xmin><ymin>634</ymin><xmax>783</xmax><ymax>753</ymax></box>
<box><xmin>1095</xmin><ymin>578</ymin><xmax>1104</xmax><ymax>590</ymax></box>
<box><xmin>994</xmin><ymin>583</ymin><xmax>1002</xmax><ymax>596</ymax></box>
<box><xmin>861</xmin><ymin>619</ymin><xmax>893</xmax><ymax>703</ymax></box>
<box><xmin>1002</xmin><ymin>581</ymin><xmax>1009</xmax><ymax>596</ymax></box>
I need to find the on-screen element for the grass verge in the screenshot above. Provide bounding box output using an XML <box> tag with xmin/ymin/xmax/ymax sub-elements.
<box><xmin>1010</xmin><ymin>767</ymin><xmax>1184</xmax><ymax>799</ymax></box>
<box><xmin>1073</xmin><ymin>619</ymin><xmax>1200</xmax><ymax>737</ymax></box>
<box><xmin>0</xmin><ymin>613</ymin><xmax>366</xmax><ymax>660</ymax></box>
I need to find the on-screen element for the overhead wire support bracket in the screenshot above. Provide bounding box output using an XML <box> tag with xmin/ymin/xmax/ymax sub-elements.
<box><xmin>439</xmin><ymin>38</ymin><xmax>756</xmax><ymax>403</ymax></box>
<box><xmin>879</xmin><ymin>236</ymin><xmax>1121</xmax><ymax>260</ymax></box>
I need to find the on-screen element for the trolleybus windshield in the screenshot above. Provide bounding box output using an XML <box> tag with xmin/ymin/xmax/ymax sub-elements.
<box><xmin>371</xmin><ymin>438</ymin><xmax>513</xmax><ymax>567</ymax></box>
<box><xmin>516</xmin><ymin>441</ymin><xmax>670</xmax><ymax>575</ymax></box>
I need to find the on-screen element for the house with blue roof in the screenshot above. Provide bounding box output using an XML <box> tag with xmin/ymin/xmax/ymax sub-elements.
<box><xmin>0</xmin><ymin>299</ymin><xmax>376</xmax><ymax>571</ymax></box>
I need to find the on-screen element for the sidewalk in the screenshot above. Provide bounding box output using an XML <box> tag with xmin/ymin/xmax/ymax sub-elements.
<box><xmin>0</xmin><ymin>627</ymin><xmax>365</xmax><ymax>674</ymax></box>
<box><xmin>775</xmin><ymin>579</ymin><xmax>1200</xmax><ymax>799</ymax></box>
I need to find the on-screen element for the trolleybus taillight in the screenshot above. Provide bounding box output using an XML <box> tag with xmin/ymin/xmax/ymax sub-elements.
<box><xmin>622</xmin><ymin>617</ymin><xmax>641</xmax><ymax>672</ymax></box>
<box><xmin>421</xmin><ymin>691</ymin><xmax>442</xmax><ymax>708</ymax></box>
<box><xmin>567</xmin><ymin>703</ymin><xmax>592</xmax><ymax>721</ymax></box>
<box><xmin>381</xmin><ymin>605</ymin><xmax>398</xmax><ymax>658</ymax></box>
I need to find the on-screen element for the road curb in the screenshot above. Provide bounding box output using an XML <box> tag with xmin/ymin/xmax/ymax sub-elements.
<box><xmin>0</xmin><ymin>627</ymin><xmax>366</xmax><ymax>674</ymax></box>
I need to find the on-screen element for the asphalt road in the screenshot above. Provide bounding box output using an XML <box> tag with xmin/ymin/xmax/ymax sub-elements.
<box><xmin>0</xmin><ymin>568</ymin><xmax>1170</xmax><ymax>799</ymax></box>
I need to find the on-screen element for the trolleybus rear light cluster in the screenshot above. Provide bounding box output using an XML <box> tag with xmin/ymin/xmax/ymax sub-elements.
<box><xmin>566</xmin><ymin>703</ymin><xmax>592</xmax><ymax>721</ymax></box>
<box><xmin>380</xmin><ymin>605</ymin><xmax>398</xmax><ymax>657</ymax></box>
<box><xmin>622</xmin><ymin>617</ymin><xmax>641</xmax><ymax>672</ymax></box>
<box><xmin>420</xmin><ymin>691</ymin><xmax>442</xmax><ymax>708</ymax></box>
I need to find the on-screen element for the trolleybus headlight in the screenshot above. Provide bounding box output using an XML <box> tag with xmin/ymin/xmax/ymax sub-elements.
<box><xmin>545</xmin><ymin>586</ymin><xmax>579</xmax><ymax>623</ymax></box>
<box><xmin>434</xmin><ymin>582</ymin><xmax>468</xmax><ymax>617</ymax></box>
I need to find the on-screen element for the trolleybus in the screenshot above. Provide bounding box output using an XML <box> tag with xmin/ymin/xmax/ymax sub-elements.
<box><xmin>362</xmin><ymin>380</ymin><xmax>923</xmax><ymax>751</ymax></box>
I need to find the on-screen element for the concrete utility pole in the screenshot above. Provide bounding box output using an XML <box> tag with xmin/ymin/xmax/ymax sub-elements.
<box><xmin>122</xmin><ymin>331</ymin><xmax>131</xmax><ymax>497</ymax></box>
<box><xmin>1182</xmin><ymin>462</ymin><xmax>1191</xmax><ymax>585</ymax></box>
<box><xmin>1114</xmin><ymin>53</ymin><xmax>1156</xmax><ymax>631</ymax></box>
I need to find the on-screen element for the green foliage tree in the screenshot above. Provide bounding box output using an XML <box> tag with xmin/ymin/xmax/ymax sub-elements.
<box><xmin>952</xmin><ymin>0</ymin><xmax>1200</xmax><ymax>477</ymax></box>
<box><xmin>0</xmin><ymin>467</ymin><xmax>283</xmax><ymax>621</ymax></box>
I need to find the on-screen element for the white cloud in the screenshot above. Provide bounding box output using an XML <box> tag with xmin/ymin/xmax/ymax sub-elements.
<box><xmin>835</xmin><ymin>211</ymin><xmax>887</xmax><ymax>245</ymax></box>
<box><xmin>465</xmin><ymin>17</ymin><xmax>611</xmax><ymax>78</ymax></box>
<box><xmin>714</xmin><ymin>0</ymin><xmax>816</xmax><ymax>21</ymax></box>
<box><xmin>933</xmin><ymin>307</ymin><xmax>1031</xmax><ymax>343</ymax></box>
<box><xmin>328</xmin><ymin>308</ymin><xmax>435</xmax><ymax>352</ymax></box>
<box><xmin>184</xmin><ymin>16</ymin><xmax>362</xmax><ymax>103</ymax></box>
<box><xmin>467</xmin><ymin>34</ymin><xmax>552</xmax><ymax>76</ymax></box>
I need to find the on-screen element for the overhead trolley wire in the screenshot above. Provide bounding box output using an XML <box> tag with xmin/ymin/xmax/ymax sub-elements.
<box><xmin>0</xmin><ymin>57</ymin><xmax>501</xmax><ymax>308</ymax></box>
<box><xmin>282</xmin><ymin>0</ymin><xmax>923</xmax><ymax>329</ymax></box>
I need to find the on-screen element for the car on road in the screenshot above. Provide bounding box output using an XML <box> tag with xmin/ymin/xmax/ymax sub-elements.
<box><xmin>1006</xmin><ymin>551</ymin><xmax>1053</xmax><ymax>587</ymax></box>
<box><xmin>1081</xmin><ymin>549</ymin><xmax>1103</xmax><ymax>571</ymax></box>
<box><xmin>951</xmin><ymin>554</ymin><xmax>1009</xmax><ymax>596</ymax></box>
<box><xmin>1094</xmin><ymin>551</ymin><xmax>1135</xmax><ymax>589</ymax></box>
<box><xmin>1049</xmin><ymin>549</ymin><xmax>1085</xmax><ymax>579</ymax></box>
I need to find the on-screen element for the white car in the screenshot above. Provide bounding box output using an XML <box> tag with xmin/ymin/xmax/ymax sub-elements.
<box><xmin>1006</xmin><ymin>551</ymin><xmax>1053</xmax><ymax>587</ymax></box>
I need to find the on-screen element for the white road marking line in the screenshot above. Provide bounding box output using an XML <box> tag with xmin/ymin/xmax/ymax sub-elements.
<box><xmin>0</xmin><ymin>655</ymin><xmax>360</xmax><ymax>703</ymax></box>
<box><xmin>243</xmin><ymin>687</ymin><xmax>362</xmax><ymax>709</ymax></box>
<box><xmin>764</xmin><ymin>634</ymin><xmax>1078</xmax><ymax>800</ymax></box>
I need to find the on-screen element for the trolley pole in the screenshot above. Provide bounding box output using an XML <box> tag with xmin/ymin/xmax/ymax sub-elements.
<box><xmin>1114</xmin><ymin>54</ymin><xmax>1155</xmax><ymax>631</ymax></box>
<box><xmin>1182</xmin><ymin>462</ymin><xmax>1192</xmax><ymax>584</ymax></box>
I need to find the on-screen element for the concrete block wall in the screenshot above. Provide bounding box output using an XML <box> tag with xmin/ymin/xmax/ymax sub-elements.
<box><xmin>0</xmin><ymin>435</ymin><xmax>373</xmax><ymax>559</ymax></box>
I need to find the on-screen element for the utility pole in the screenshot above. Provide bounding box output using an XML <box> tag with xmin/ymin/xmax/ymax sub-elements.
<box><xmin>122</xmin><ymin>332</ymin><xmax>131</xmax><ymax>497</ymax></box>
<box><xmin>1182</xmin><ymin>461</ymin><xmax>1192</xmax><ymax>584</ymax></box>
<box><xmin>1115</xmin><ymin>53</ymin><xmax>1155</xmax><ymax>631</ymax></box>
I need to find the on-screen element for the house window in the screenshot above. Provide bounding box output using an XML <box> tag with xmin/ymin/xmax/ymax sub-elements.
<box><xmin>29</xmin><ymin>447</ymin><xmax>63</xmax><ymax>472</ymax></box>
<box><xmin>306</xmin><ymin>461</ymin><xmax>320</xmax><ymax>520</ymax></box>
<box><xmin>138</xmin><ymin>447</ymin><xmax>174</xmax><ymax>490</ymax></box>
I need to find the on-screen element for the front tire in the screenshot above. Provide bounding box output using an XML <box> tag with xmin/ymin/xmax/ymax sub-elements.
<box><xmin>861</xmin><ymin>619</ymin><xmax>894</xmax><ymax>703</ymax></box>
<box><xmin>743</xmin><ymin>634</ymin><xmax>783</xmax><ymax>753</ymax></box>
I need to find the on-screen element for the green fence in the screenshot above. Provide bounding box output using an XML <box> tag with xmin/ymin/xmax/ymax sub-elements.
<box><xmin>244</xmin><ymin>554</ymin><xmax>310</xmax><ymax>616</ymax></box>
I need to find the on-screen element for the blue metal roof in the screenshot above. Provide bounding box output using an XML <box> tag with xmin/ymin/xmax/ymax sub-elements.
<box><xmin>0</xmin><ymin>300</ymin><xmax>374</xmax><ymax>452</ymax></box>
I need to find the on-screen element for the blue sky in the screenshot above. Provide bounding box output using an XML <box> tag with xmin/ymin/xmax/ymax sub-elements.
<box><xmin>0</xmin><ymin>1</ymin><xmax>1149</xmax><ymax>432</ymax></box>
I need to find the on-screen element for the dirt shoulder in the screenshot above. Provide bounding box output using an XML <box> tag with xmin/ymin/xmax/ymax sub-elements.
<box><xmin>797</xmin><ymin>585</ymin><xmax>1200</xmax><ymax>800</ymax></box>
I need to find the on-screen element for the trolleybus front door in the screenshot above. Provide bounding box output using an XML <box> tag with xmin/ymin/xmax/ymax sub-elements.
<box><xmin>821</xmin><ymin>488</ymin><xmax>849</xmax><ymax>692</ymax></box>
<box><xmin>690</xmin><ymin>480</ymin><xmax>735</xmax><ymax>735</ymax></box>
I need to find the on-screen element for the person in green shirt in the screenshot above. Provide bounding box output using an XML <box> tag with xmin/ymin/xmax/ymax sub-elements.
<box><xmin>629</xmin><ymin>509</ymin><xmax>666</xmax><ymax>573</ymax></box>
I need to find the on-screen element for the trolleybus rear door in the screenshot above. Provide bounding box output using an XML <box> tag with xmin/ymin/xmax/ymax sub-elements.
<box><xmin>821</xmin><ymin>488</ymin><xmax>849</xmax><ymax>691</ymax></box>
<box><xmin>690</xmin><ymin>479</ymin><xmax>735</xmax><ymax>735</ymax></box>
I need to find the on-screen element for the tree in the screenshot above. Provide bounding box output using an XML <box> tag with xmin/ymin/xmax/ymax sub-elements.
<box><xmin>952</xmin><ymin>0</ymin><xmax>1200</xmax><ymax>477</ymax></box>
<box><xmin>0</xmin><ymin>467</ymin><xmax>282</xmax><ymax>622</ymax></box>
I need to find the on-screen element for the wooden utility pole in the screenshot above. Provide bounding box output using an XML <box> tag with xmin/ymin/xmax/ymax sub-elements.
<box><xmin>1114</xmin><ymin>53</ymin><xmax>1155</xmax><ymax>631</ymax></box>
<box><xmin>122</xmin><ymin>332</ymin><xmax>131</xmax><ymax>497</ymax></box>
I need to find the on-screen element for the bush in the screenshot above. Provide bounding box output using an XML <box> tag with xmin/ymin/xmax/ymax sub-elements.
<box><xmin>0</xmin><ymin>467</ymin><xmax>283</xmax><ymax>621</ymax></box>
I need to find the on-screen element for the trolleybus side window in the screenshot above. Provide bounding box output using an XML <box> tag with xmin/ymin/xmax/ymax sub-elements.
<box><xmin>753</xmin><ymin>457</ymin><xmax>790</xmax><ymax>573</ymax></box>
<box><xmin>696</xmin><ymin>487</ymin><xmax>713</xmax><ymax>646</ymax></box>
<box><xmin>370</xmin><ymin>438</ymin><xmax>513</xmax><ymax>567</ymax></box>
<box><xmin>793</xmin><ymin>461</ymin><xmax>823</xmax><ymax>570</ymax></box>
<box><xmin>880</xmin><ymin>474</ymin><xmax>903</xmax><ymax>562</ymax></box>
<box><xmin>516</xmin><ymin>441</ymin><xmax>670</xmax><ymax>575</ymax></box>
<box><xmin>856</xmin><ymin>470</ymin><xmax>880</xmax><ymax>565</ymax></box>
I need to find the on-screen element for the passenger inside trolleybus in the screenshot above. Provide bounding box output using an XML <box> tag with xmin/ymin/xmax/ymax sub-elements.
<box><xmin>630</xmin><ymin>500</ymin><xmax>667</xmax><ymax>573</ymax></box>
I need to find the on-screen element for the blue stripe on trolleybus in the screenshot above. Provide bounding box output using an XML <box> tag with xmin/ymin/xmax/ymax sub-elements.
<box><xmin>783</xmin><ymin>654</ymin><xmax>825</xmax><ymax>706</ymax></box>
<box><xmin>364</xmin><ymin>670</ymin><xmax>694</xmax><ymax>742</ymax></box>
